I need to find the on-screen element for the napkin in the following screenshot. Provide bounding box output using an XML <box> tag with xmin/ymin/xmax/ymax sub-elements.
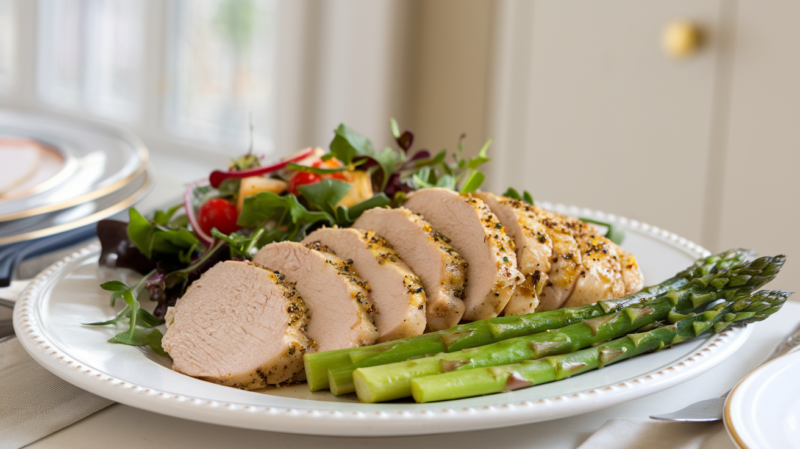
<box><xmin>577</xmin><ymin>419</ymin><xmax>736</xmax><ymax>449</ymax></box>
<box><xmin>0</xmin><ymin>336</ymin><xmax>113</xmax><ymax>449</ymax></box>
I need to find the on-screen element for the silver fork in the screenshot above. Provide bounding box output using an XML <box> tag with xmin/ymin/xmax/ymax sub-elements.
<box><xmin>650</xmin><ymin>321</ymin><xmax>800</xmax><ymax>422</ymax></box>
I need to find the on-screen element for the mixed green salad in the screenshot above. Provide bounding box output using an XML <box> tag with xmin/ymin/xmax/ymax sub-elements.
<box><xmin>88</xmin><ymin>120</ymin><xmax>613</xmax><ymax>356</ymax></box>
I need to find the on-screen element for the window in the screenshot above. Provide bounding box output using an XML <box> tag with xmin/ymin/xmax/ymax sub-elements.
<box><xmin>0</xmin><ymin>0</ymin><xmax>15</xmax><ymax>90</ymax></box>
<box><xmin>165</xmin><ymin>0</ymin><xmax>278</xmax><ymax>151</ymax></box>
<box><xmin>1</xmin><ymin>0</ymin><xmax>393</xmax><ymax>159</ymax></box>
<box><xmin>37</xmin><ymin>0</ymin><xmax>144</xmax><ymax>119</ymax></box>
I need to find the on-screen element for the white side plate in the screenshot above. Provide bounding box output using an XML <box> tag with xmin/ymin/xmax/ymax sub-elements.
<box><xmin>0</xmin><ymin>109</ymin><xmax>148</xmax><ymax>221</ymax></box>
<box><xmin>0</xmin><ymin>169</ymin><xmax>153</xmax><ymax>245</ymax></box>
<box><xmin>725</xmin><ymin>350</ymin><xmax>800</xmax><ymax>449</ymax></box>
<box><xmin>14</xmin><ymin>205</ymin><xmax>752</xmax><ymax>436</ymax></box>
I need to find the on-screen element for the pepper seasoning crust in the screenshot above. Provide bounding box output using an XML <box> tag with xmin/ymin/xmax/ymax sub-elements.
<box><xmin>409</xmin><ymin>211</ymin><xmax>468</xmax><ymax>306</ymax></box>
<box><xmin>358</xmin><ymin>230</ymin><xmax>427</xmax><ymax>309</ymax></box>
<box><xmin>302</xmin><ymin>241</ymin><xmax>378</xmax><ymax>345</ymax></box>
<box><xmin>561</xmin><ymin>226</ymin><xmax>628</xmax><ymax>308</ymax></box>
<box><xmin>503</xmin><ymin>198</ymin><xmax>551</xmax><ymax>291</ymax></box>
<box><xmin>463</xmin><ymin>195</ymin><xmax>523</xmax><ymax>315</ymax></box>
<box><xmin>530</xmin><ymin>206</ymin><xmax>584</xmax><ymax>295</ymax></box>
<box><xmin>496</xmin><ymin>197</ymin><xmax>641</xmax><ymax>310</ymax></box>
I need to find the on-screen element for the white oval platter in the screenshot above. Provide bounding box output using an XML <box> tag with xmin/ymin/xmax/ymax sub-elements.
<box><xmin>725</xmin><ymin>349</ymin><xmax>800</xmax><ymax>449</ymax></box>
<box><xmin>13</xmin><ymin>204</ymin><xmax>752</xmax><ymax>437</ymax></box>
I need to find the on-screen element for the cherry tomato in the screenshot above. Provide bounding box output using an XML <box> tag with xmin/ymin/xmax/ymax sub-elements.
<box><xmin>289</xmin><ymin>172</ymin><xmax>322</xmax><ymax>195</ymax></box>
<box><xmin>197</xmin><ymin>198</ymin><xmax>240</xmax><ymax>236</ymax></box>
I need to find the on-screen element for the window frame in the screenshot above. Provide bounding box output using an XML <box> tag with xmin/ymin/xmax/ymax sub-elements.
<box><xmin>0</xmin><ymin>0</ymin><xmax>284</xmax><ymax>162</ymax></box>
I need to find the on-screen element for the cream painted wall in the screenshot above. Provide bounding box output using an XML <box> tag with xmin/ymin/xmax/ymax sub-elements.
<box><xmin>275</xmin><ymin>0</ymin><xmax>416</xmax><ymax>153</ymax></box>
<box><xmin>406</xmin><ymin>0</ymin><xmax>495</xmax><ymax>159</ymax></box>
<box><xmin>715</xmin><ymin>0</ymin><xmax>800</xmax><ymax>294</ymax></box>
<box><xmin>275</xmin><ymin>0</ymin><xmax>495</xmax><ymax>159</ymax></box>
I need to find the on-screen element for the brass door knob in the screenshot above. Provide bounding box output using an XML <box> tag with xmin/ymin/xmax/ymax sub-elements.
<box><xmin>663</xmin><ymin>21</ymin><xmax>704</xmax><ymax>58</ymax></box>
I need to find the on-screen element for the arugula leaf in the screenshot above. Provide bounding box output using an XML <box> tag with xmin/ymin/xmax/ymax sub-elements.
<box><xmin>100</xmin><ymin>280</ymin><xmax>129</xmax><ymax>291</ymax></box>
<box><xmin>467</xmin><ymin>138</ymin><xmax>492</xmax><ymax>170</ymax></box>
<box><xmin>152</xmin><ymin>205</ymin><xmax>182</xmax><ymax>226</ymax></box>
<box><xmin>237</xmin><ymin>191</ymin><xmax>334</xmax><ymax>245</ymax></box>
<box><xmin>579</xmin><ymin>217</ymin><xmax>626</xmax><ymax>245</ymax></box>
<box><xmin>217</xmin><ymin>178</ymin><xmax>241</xmax><ymax>198</ymax></box>
<box><xmin>99</xmin><ymin>280</ymin><xmax>131</xmax><ymax>306</ymax></box>
<box><xmin>283</xmin><ymin>194</ymin><xmax>335</xmax><ymax>232</ymax></box>
<box><xmin>86</xmin><ymin>276</ymin><xmax>167</xmax><ymax>356</ymax></box>
<box><xmin>392</xmin><ymin>191</ymin><xmax>408</xmax><ymax>207</ymax></box>
<box><xmin>237</xmin><ymin>191</ymin><xmax>292</xmax><ymax>228</ymax></box>
<box><xmin>436</xmin><ymin>174</ymin><xmax>457</xmax><ymax>190</ymax></box>
<box><xmin>127</xmin><ymin>209</ymin><xmax>199</xmax><ymax>261</ymax></box>
<box><xmin>373</xmin><ymin>148</ymin><xmax>406</xmax><ymax>189</ymax></box>
<box><xmin>460</xmin><ymin>171</ymin><xmax>485</xmax><ymax>193</ymax></box>
<box><xmin>407</xmin><ymin>137</ymin><xmax>493</xmax><ymax>193</ymax></box>
<box><xmin>212</xmin><ymin>228</ymin><xmax>263</xmax><ymax>259</ymax></box>
<box><xmin>390</xmin><ymin>118</ymin><xmax>401</xmax><ymax>139</ymax></box>
<box><xmin>502</xmin><ymin>188</ymin><xmax>534</xmax><ymax>205</ymax></box>
<box><xmin>327</xmin><ymin>124</ymin><xmax>406</xmax><ymax>190</ymax></box>
<box><xmin>110</xmin><ymin>327</ymin><xmax>166</xmax><ymax>356</ymax></box>
<box><xmin>522</xmin><ymin>191</ymin><xmax>535</xmax><ymax>205</ymax></box>
<box><xmin>412</xmin><ymin>166</ymin><xmax>434</xmax><ymax>189</ymax></box>
<box><xmin>334</xmin><ymin>194</ymin><xmax>391</xmax><ymax>225</ymax></box>
<box><xmin>503</xmin><ymin>187</ymin><xmax>521</xmax><ymax>200</ymax></box>
<box><xmin>413</xmin><ymin>150</ymin><xmax>447</xmax><ymax>170</ymax></box>
<box><xmin>83</xmin><ymin>303</ymin><xmax>131</xmax><ymax>325</ymax></box>
<box><xmin>327</xmin><ymin>124</ymin><xmax>375</xmax><ymax>165</ymax></box>
<box><xmin>298</xmin><ymin>179</ymin><xmax>352</xmax><ymax>216</ymax></box>
<box><xmin>287</xmin><ymin>163</ymin><xmax>351</xmax><ymax>174</ymax></box>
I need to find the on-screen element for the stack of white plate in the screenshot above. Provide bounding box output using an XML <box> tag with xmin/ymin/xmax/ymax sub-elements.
<box><xmin>0</xmin><ymin>109</ymin><xmax>151</xmax><ymax>247</ymax></box>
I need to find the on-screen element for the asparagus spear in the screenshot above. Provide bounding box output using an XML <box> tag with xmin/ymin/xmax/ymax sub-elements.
<box><xmin>352</xmin><ymin>255</ymin><xmax>783</xmax><ymax>403</ymax></box>
<box><xmin>307</xmin><ymin>249</ymin><xmax>753</xmax><ymax>392</ymax></box>
<box><xmin>411</xmin><ymin>289</ymin><xmax>790</xmax><ymax>403</ymax></box>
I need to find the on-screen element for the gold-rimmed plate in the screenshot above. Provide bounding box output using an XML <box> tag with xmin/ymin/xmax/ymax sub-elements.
<box><xmin>0</xmin><ymin>109</ymin><xmax>148</xmax><ymax>222</ymax></box>
<box><xmin>0</xmin><ymin>168</ymin><xmax>153</xmax><ymax>246</ymax></box>
<box><xmin>724</xmin><ymin>349</ymin><xmax>800</xmax><ymax>449</ymax></box>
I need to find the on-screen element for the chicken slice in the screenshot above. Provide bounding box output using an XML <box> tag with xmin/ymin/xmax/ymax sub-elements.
<box><xmin>562</xmin><ymin>230</ymin><xmax>627</xmax><ymax>308</ymax></box>
<box><xmin>476</xmin><ymin>192</ymin><xmax>553</xmax><ymax>316</ymax></box>
<box><xmin>253</xmin><ymin>241</ymin><xmax>379</xmax><ymax>352</ymax></box>
<box><xmin>404</xmin><ymin>188</ymin><xmax>523</xmax><ymax>321</ymax></box>
<box><xmin>353</xmin><ymin>207</ymin><xmax>466</xmax><ymax>331</ymax></box>
<box><xmin>303</xmin><ymin>227</ymin><xmax>427</xmax><ymax>342</ymax></box>
<box><xmin>530</xmin><ymin>207</ymin><xmax>584</xmax><ymax>311</ymax></box>
<box><xmin>162</xmin><ymin>260</ymin><xmax>310</xmax><ymax>389</ymax></box>
<box><xmin>620</xmin><ymin>249</ymin><xmax>645</xmax><ymax>294</ymax></box>
<box><xmin>531</xmin><ymin>209</ymin><xmax>644</xmax><ymax>309</ymax></box>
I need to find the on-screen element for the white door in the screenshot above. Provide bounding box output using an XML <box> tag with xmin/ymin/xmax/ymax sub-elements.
<box><xmin>489</xmin><ymin>0</ymin><xmax>724</xmax><ymax>245</ymax></box>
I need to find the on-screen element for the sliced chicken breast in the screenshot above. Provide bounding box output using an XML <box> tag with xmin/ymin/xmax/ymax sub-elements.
<box><xmin>253</xmin><ymin>241</ymin><xmax>379</xmax><ymax>352</ymax></box>
<box><xmin>476</xmin><ymin>192</ymin><xmax>552</xmax><ymax>316</ymax></box>
<box><xmin>530</xmin><ymin>209</ymin><xmax>644</xmax><ymax>310</ymax></box>
<box><xmin>353</xmin><ymin>207</ymin><xmax>466</xmax><ymax>331</ymax></box>
<box><xmin>162</xmin><ymin>260</ymin><xmax>310</xmax><ymax>389</ymax></box>
<box><xmin>404</xmin><ymin>188</ymin><xmax>523</xmax><ymax>321</ymax></box>
<box><xmin>561</xmin><ymin>231</ymin><xmax>626</xmax><ymax>308</ymax></box>
<box><xmin>303</xmin><ymin>227</ymin><xmax>427</xmax><ymax>342</ymax></box>
<box><xmin>531</xmin><ymin>207</ymin><xmax>584</xmax><ymax>311</ymax></box>
<box><xmin>620</xmin><ymin>249</ymin><xmax>645</xmax><ymax>294</ymax></box>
